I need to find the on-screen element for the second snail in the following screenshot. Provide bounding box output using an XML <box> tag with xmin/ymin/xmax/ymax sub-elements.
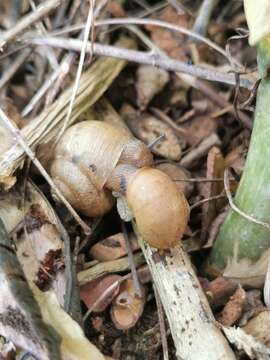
<box><xmin>50</xmin><ymin>120</ymin><xmax>190</xmax><ymax>249</ymax></box>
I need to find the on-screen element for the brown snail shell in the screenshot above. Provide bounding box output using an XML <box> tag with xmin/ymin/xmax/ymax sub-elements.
<box><xmin>126</xmin><ymin>167</ymin><xmax>190</xmax><ymax>249</ymax></box>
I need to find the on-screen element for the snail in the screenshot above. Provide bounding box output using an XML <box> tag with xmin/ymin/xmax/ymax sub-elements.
<box><xmin>50</xmin><ymin>121</ymin><xmax>189</xmax><ymax>249</ymax></box>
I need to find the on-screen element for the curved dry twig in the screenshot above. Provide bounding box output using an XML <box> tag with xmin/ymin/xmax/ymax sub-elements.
<box><xmin>224</xmin><ymin>168</ymin><xmax>270</xmax><ymax>230</ymax></box>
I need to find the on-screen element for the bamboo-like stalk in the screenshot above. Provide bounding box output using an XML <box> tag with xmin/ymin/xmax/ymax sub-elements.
<box><xmin>207</xmin><ymin>41</ymin><xmax>270</xmax><ymax>287</ymax></box>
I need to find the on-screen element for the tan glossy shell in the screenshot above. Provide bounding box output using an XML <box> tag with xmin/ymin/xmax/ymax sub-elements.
<box><xmin>51</xmin><ymin>157</ymin><xmax>114</xmax><ymax>217</ymax></box>
<box><xmin>53</xmin><ymin>121</ymin><xmax>132</xmax><ymax>190</ymax></box>
<box><xmin>126</xmin><ymin>168</ymin><xmax>190</xmax><ymax>249</ymax></box>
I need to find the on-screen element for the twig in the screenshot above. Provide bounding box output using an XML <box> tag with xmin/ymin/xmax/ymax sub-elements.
<box><xmin>29</xmin><ymin>0</ymin><xmax>59</xmax><ymax>70</ymax></box>
<box><xmin>30</xmin><ymin>36</ymin><xmax>253</xmax><ymax>89</ymax></box>
<box><xmin>0</xmin><ymin>0</ymin><xmax>61</xmax><ymax>49</ymax></box>
<box><xmin>94</xmin><ymin>17</ymin><xmax>235</xmax><ymax>65</ymax></box>
<box><xmin>45</xmin><ymin>53</ymin><xmax>76</xmax><ymax>105</ymax></box>
<box><xmin>121</xmin><ymin>220</ymin><xmax>142</xmax><ymax>297</ymax></box>
<box><xmin>0</xmin><ymin>49</ymin><xmax>32</xmax><ymax>89</ymax></box>
<box><xmin>153</xmin><ymin>285</ymin><xmax>169</xmax><ymax>360</ymax></box>
<box><xmin>126</xmin><ymin>24</ymin><xmax>253</xmax><ymax>129</ymax></box>
<box><xmin>56</xmin><ymin>0</ymin><xmax>95</xmax><ymax>143</ymax></box>
<box><xmin>150</xmin><ymin>107</ymin><xmax>187</xmax><ymax>136</ymax></box>
<box><xmin>173</xmin><ymin>177</ymin><xmax>235</xmax><ymax>183</ymax></box>
<box><xmin>82</xmin><ymin>275</ymin><xmax>127</xmax><ymax>323</ymax></box>
<box><xmin>190</xmin><ymin>194</ymin><xmax>226</xmax><ymax>210</ymax></box>
<box><xmin>180</xmin><ymin>133</ymin><xmax>221</xmax><ymax>168</ymax></box>
<box><xmin>22</xmin><ymin>64</ymin><xmax>66</xmax><ymax>116</ymax></box>
<box><xmin>147</xmin><ymin>134</ymin><xmax>165</xmax><ymax>149</ymax></box>
<box><xmin>192</xmin><ymin>0</ymin><xmax>218</xmax><ymax>38</ymax></box>
<box><xmin>48</xmin><ymin>17</ymin><xmax>242</xmax><ymax>68</ymax></box>
<box><xmin>0</xmin><ymin>108</ymin><xmax>91</xmax><ymax>235</ymax></box>
<box><xmin>224</xmin><ymin>168</ymin><xmax>270</xmax><ymax>230</ymax></box>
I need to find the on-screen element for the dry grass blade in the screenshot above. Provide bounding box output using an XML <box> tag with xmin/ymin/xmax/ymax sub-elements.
<box><xmin>0</xmin><ymin>0</ymin><xmax>62</xmax><ymax>49</ymax></box>
<box><xmin>0</xmin><ymin>37</ymin><xmax>135</xmax><ymax>187</ymax></box>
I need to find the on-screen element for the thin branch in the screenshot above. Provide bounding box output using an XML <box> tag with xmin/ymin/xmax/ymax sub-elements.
<box><xmin>192</xmin><ymin>0</ymin><xmax>218</xmax><ymax>38</ymax></box>
<box><xmin>56</xmin><ymin>0</ymin><xmax>95</xmax><ymax>143</ymax></box>
<box><xmin>47</xmin><ymin>16</ymin><xmax>242</xmax><ymax>68</ymax></box>
<box><xmin>94</xmin><ymin>17</ymin><xmax>234</xmax><ymax>65</ymax></box>
<box><xmin>0</xmin><ymin>108</ymin><xmax>91</xmax><ymax>235</ymax></box>
<box><xmin>0</xmin><ymin>49</ymin><xmax>32</xmax><ymax>89</ymax></box>
<box><xmin>22</xmin><ymin>64</ymin><xmax>65</xmax><ymax>116</ymax></box>
<box><xmin>30</xmin><ymin>36</ymin><xmax>254</xmax><ymax>89</ymax></box>
<box><xmin>224</xmin><ymin>168</ymin><xmax>270</xmax><ymax>230</ymax></box>
<box><xmin>121</xmin><ymin>220</ymin><xmax>142</xmax><ymax>297</ymax></box>
<box><xmin>190</xmin><ymin>194</ymin><xmax>226</xmax><ymax>210</ymax></box>
<box><xmin>0</xmin><ymin>0</ymin><xmax>62</xmax><ymax>49</ymax></box>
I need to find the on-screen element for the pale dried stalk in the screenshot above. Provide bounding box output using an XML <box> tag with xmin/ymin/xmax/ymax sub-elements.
<box><xmin>0</xmin><ymin>37</ymin><xmax>135</xmax><ymax>187</ymax></box>
<box><xmin>77</xmin><ymin>253</ymin><xmax>145</xmax><ymax>286</ymax></box>
<box><xmin>136</xmin><ymin>229</ymin><xmax>236</xmax><ymax>360</ymax></box>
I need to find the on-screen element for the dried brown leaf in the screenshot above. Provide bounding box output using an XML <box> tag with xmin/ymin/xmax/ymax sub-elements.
<box><xmin>136</xmin><ymin>65</ymin><xmax>169</xmax><ymax>110</ymax></box>
<box><xmin>244</xmin><ymin>310</ymin><xmax>270</xmax><ymax>347</ymax></box>
<box><xmin>125</xmin><ymin>113</ymin><xmax>182</xmax><ymax>160</ymax></box>
<box><xmin>80</xmin><ymin>275</ymin><xmax>122</xmax><ymax>313</ymax></box>
<box><xmin>156</xmin><ymin>162</ymin><xmax>193</xmax><ymax>197</ymax></box>
<box><xmin>89</xmin><ymin>233</ymin><xmax>139</xmax><ymax>262</ymax></box>
<box><xmin>145</xmin><ymin>6</ymin><xmax>190</xmax><ymax>61</ymax></box>
<box><xmin>218</xmin><ymin>286</ymin><xmax>247</xmax><ymax>326</ymax></box>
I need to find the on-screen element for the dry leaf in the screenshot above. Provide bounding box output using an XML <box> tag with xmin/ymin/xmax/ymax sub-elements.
<box><xmin>145</xmin><ymin>6</ymin><xmax>190</xmax><ymax>61</ymax></box>
<box><xmin>136</xmin><ymin>65</ymin><xmax>169</xmax><ymax>110</ymax></box>
<box><xmin>244</xmin><ymin>0</ymin><xmax>270</xmax><ymax>45</ymax></box>
<box><xmin>111</xmin><ymin>279</ymin><xmax>146</xmax><ymax>330</ymax></box>
<box><xmin>217</xmin><ymin>286</ymin><xmax>247</xmax><ymax>326</ymax></box>
<box><xmin>0</xmin><ymin>218</ymin><xmax>61</xmax><ymax>359</ymax></box>
<box><xmin>200</xmin><ymin>276</ymin><xmax>237</xmax><ymax>308</ymax></box>
<box><xmin>89</xmin><ymin>233</ymin><xmax>139</xmax><ymax>262</ymax></box>
<box><xmin>32</xmin><ymin>286</ymin><xmax>105</xmax><ymax>360</ymax></box>
<box><xmin>0</xmin><ymin>182</ymin><xmax>65</xmax><ymax>305</ymax></box>
<box><xmin>156</xmin><ymin>162</ymin><xmax>193</xmax><ymax>197</ymax></box>
<box><xmin>80</xmin><ymin>275</ymin><xmax>122</xmax><ymax>313</ymax></box>
<box><xmin>125</xmin><ymin>113</ymin><xmax>182</xmax><ymax>160</ymax></box>
<box><xmin>244</xmin><ymin>310</ymin><xmax>270</xmax><ymax>347</ymax></box>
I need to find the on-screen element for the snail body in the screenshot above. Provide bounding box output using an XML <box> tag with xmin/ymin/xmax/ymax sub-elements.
<box><xmin>50</xmin><ymin>120</ymin><xmax>189</xmax><ymax>249</ymax></box>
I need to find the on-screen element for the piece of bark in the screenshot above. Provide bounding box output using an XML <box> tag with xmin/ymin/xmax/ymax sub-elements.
<box><xmin>201</xmin><ymin>147</ymin><xmax>225</xmax><ymax>241</ymax></box>
<box><xmin>223</xmin><ymin>326</ymin><xmax>270</xmax><ymax>360</ymax></box>
<box><xmin>217</xmin><ymin>286</ymin><xmax>247</xmax><ymax>326</ymax></box>
<box><xmin>135</xmin><ymin>226</ymin><xmax>236</xmax><ymax>360</ymax></box>
<box><xmin>243</xmin><ymin>310</ymin><xmax>270</xmax><ymax>347</ymax></box>
<box><xmin>200</xmin><ymin>276</ymin><xmax>238</xmax><ymax>308</ymax></box>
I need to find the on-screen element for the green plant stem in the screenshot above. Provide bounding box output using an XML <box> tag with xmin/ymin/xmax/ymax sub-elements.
<box><xmin>208</xmin><ymin>44</ymin><xmax>270</xmax><ymax>286</ymax></box>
